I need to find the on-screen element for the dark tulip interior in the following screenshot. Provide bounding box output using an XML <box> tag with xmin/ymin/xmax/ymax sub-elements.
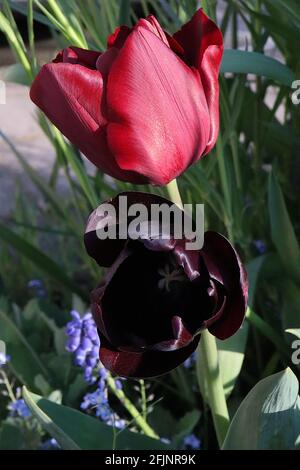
<box><xmin>101</xmin><ymin>241</ymin><xmax>220</xmax><ymax>352</ymax></box>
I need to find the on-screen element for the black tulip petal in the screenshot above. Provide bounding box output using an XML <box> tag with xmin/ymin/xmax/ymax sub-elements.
<box><xmin>99</xmin><ymin>332</ymin><xmax>200</xmax><ymax>378</ymax></box>
<box><xmin>201</xmin><ymin>231</ymin><xmax>248</xmax><ymax>339</ymax></box>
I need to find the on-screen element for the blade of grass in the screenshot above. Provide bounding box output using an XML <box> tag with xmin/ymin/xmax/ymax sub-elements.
<box><xmin>0</xmin><ymin>222</ymin><xmax>88</xmax><ymax>301</ymax></box>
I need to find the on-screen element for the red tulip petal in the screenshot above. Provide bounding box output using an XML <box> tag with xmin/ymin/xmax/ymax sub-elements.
<box><xmin>173</xmin><ymin>9</ymin><xmax>223</xmax><ymax>154</ymax></box>
<box><xmin>30</xmin><ymin>63</ymin><xmax>143</xmax><ymax>183</ymax></box>
<box><xmin>106</xmin><ymin>25</ymin><xmax>211</xmax><ymax>185</ymax></box>
<box><xmin>99</xmin><ymin>332</ymin><xmax>200</xmax><ymax>378</ymax></box>
<box><xmin>201</xmin><ymin>231</ymin><xmax>248</xmax><ymax>339</ymax></box>
<box><xmin>53</xmin><ymin>46</ymin><xmax>101</xmax><ymax>69</ymax></box>
<box><xmin>107</xmin><ymin>25</ymin><xmax>131</xmax><ymax>49</ymax></box>
<box><xmin>136</xmin><ymin>15</ymin><xmax>169</xmax><ymax>46</ymax></box>
<box><xmin>96</xmin><ymin>47</ymin><xmax>119</xmax><ymax>76</ymax></box>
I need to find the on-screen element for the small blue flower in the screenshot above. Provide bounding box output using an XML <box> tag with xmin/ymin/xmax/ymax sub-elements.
<box><xmin>161</xmin><ymin>437</ymin><xmax>171</xmax><ymax>444</ymax></box>
<box><xmin>115</xmin><ymin>379</ymin><xmax>123</xmax><ymax>391</ymax></box>
<box><xmin>9</xmin><ymin>399</ymin><xmax>31</xmax><ymax>419</ymax></box>
<box><xmin>253</xmin><ymin>240</ymin><xmax>267</xmax><ymax>254</ymax></box>
<box><xmin>0</xmin><ymin>352</ymin><xmax>10</xmax><ymax>367</ymax></box>
<box><xmin>27</xmin><ymin>279</ymin><xmax>47</xmax><ymax>298</ymax></box>
<box><xmin>40</xmin><ymin>438</ymin><xmax>60</xmax><ymax>450</ymax></box>
<box><xmin>81</xmin><ymin>372</ymin><xmax>125</xmax><ymax>430</ymax></box>
<box><xmin>81</xmin><ymin>386</ymin><xmax>111</xmax><ymax>421</ymax></box>
<box><xmin>183</xmin><ymin>433</ymin><xmax>201</xmax><ymax>449</ymax></box>
<box><xmin>183</xmin><ymin>351</ymin><xmax>196</xmax><ymax>368</ymax></box>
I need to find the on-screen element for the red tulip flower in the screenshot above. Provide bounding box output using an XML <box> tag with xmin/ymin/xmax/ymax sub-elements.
<box><xmin>30</xmin><ymin>9</ymin><xmax>223</xmax><ymax>185</ymax></box>
<box><xmin>84</xmin><ymin>193</ymin><xmax>248</xmax><ymax>378</ymax></box>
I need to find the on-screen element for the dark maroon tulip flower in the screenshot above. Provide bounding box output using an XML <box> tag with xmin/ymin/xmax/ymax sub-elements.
<box><xmin>30</xmin><ymin>9</ymin><xmax>223</xmax><ymax>185</ymax></box>
<box><xmin>84</xmin><ymin>192</ymin><xmax>248</xmax><ymax>378</ymax></box>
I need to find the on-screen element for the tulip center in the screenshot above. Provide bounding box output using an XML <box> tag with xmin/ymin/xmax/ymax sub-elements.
<box><xmin>157</xmin><ymin>262</ymin><xmax>187</xmax><ymax>292</ymax></box>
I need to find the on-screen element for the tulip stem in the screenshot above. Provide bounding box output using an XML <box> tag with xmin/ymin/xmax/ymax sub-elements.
<box><xmin>106</xmin><ymin>372</ymin><xmax>159</xmax><ymax>439</ymax></box>
<box><xmin>198</xmin><ymin>331</ymin><xmax>230</xmax><ymax>446</ymax></box>
<box><xmin>166</xmin><ymin>179</ymin><xmax>230</xmax><ymax>448</ymax></box>
<box><xmin>166</xmin><ymin>179</ymin><xmax>184</xmax><ymax>209</ymax></box>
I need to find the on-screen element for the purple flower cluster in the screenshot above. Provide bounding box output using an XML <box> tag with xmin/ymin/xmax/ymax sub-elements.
<box><xmin>81</xmin><ymin>368</ymin><xmax>125</xmax><ymax>429</ymax></box>
<box><xmin>65</xmin><ymin>311</ymin><xmax>125</xmax><ymax>429</ymax></box>
<box><xmin>65</xmin><ymin>310</ymin><xmax>100</xmax><ymax>383</ymax></box>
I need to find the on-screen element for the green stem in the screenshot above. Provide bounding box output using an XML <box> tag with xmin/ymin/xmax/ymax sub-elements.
<box><xmin>106</xmin><ymin>372</ymin><xmax>158</xmax><ymax>439</ymax></box>
<box><xmin>199</xmin><ymin>331</ymin><xmax>230</xmax><ymax>446</ymax></box>
<box><xmin>166</xmin><ymin>179</ymin><xmax>183</xmax><ymax>209</ymax></box>
<box><xmin>139</xmin><ymin>379</ymin><xmax>147</xmax><ymax>421</ymax></box>
<box><xmin>166</xmin><ymin>179</ymin><xmax>230</xmax><ymax>447</ymax></box>
<box><xmin>0</xmin><ymin>370</ymin><xmax>16</xmax><ymax>403</ymax></box>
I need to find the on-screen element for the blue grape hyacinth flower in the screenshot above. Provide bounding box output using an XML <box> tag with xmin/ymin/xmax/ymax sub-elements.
<box><xmin>183</xmin><ymin>433</ymin><xmax>201</xmax><ymax>449</ymax></box>
<box><xmin>9</xmin><ymin>399</ymin><xmax>31</xmax><ymax>419</ymax></box>
<box><xmin>65</xmin><ymin>310</ymin><xmax>100</xmax><ymax>383</ymax></box>
<box><xmin>81</xmin><ymin>368</ymin><xmax>125</xmax><ymax>429</ymax></box>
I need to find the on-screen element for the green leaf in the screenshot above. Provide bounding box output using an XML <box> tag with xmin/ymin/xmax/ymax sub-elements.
<box><xmin>23</xmin><ymin>387</ymin><xmax>80</xmax><ymax>450</ymax></box>
<box><xmin>3</xmin><ymin>63</ymin><xmax>30</xmax><ymax>85</ymax></box>
<box><xmin>53</xmin><ymin>130</ymin><xmax>98</xmax><ymax>208</ymax></box>
<box><xmin>0</xmin><ymin>222</ymin><xmax>88</xmax><ymax>301</ymax></box>
<box><xmin>282</xmin><ymin>280</ymin><xmax>300</xmax><ymax>343</ymax></box>
<box><xmin>268</xmin><ymin>170</ymin><xmax>300</xmax><ymax>284</ymax></box>
<box><xmin>119</xmin><ymin>0</ymin><xmax>131</xmax><ymax>26</ymax></box>
<box><xmin>221</xmin><ymin>50</ymin><xmax>295</xmax><ymax>86</ymax></box>
<box><xmin>217</xmin><ymin>323</ymin><xmax>249</xmax><ymax>397</ymax></box>
<box><xmin>246</xmin><ymin>255</ymin><xmax>268</xmax><ymax>307</ymax></box>
<box><xmin>172</xmin><ymin>410</ymin><xmax>200</xmax><ymax>448</ymax></box>
<box><xmin>0</xmin><ymin>306</ymin><xmax>50</xmax><ymax>389</ymax></box>
<box><xmin>0</xmin><ymin>130</ymin><xmax>75</xmax><ymax>228</ymax></box>
<box><xmin>223</xmin><ymin>369</ymin><xmax>300</xmax><ymax>449</ymax></box>
<box><xmin>23</xmin><ymin>388</ymin><xmax>170</xmax><ymax>450</ymax></box>
<box><xmin>0</xmin><ymin>421</ymin><xmax>24</xmax><ymax>450</ymax></box>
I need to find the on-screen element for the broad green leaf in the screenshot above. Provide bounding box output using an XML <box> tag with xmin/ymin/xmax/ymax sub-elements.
<box><xmin>148</xmin><ymin>406</ymin><xmax>176</xmax><ymax>439</ymax></box>
<box><xmin>268</xmin><ymin>170</ymin><xmax>300</xmax><ymax>284</ymax></box>
<box><xmin>172</xmin><ymin>410</ymin><xmax>200</xmax><ymax>448</ymax></box>
<box><xmin>23</xmin><ymin>388</ymin><xmax>170</xmax><ymax>450</ymax></box>
<box><xmin>23</xmin><ymin>387</ymin><xmax>80</xmax><ymax>450</ymax></box>
<box><xmin>0</xmin><ymin>306</ymin><xmax>50</xmax><ymax>389</ymax></box>
<box><xmin>223</xmin><ymin>369</ymin><xmax>300</xmax><ymax>449</ymax></box>
<box><xmin>217</xmin><ymin>323</ymin><xmax>249</xmax><ymax>397</ymax></box>
<box><xmin>246</xmin><ymin>255</ymin><xmax>267</xmax><ymax>307</ymax></box>
<box><xmin>221</xmin><ymin>50</ymin><xmax>294</xmax><ymax>86</ymax></box>
<box><xmin>0</xmin><ymin>222</ymin><xmax>88</xmax><ymax>301</ymax></box>
<box><xmin>3</xmin><ymin>63</ymin><xmax>30</xmax><ymax>85</ymax></box>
